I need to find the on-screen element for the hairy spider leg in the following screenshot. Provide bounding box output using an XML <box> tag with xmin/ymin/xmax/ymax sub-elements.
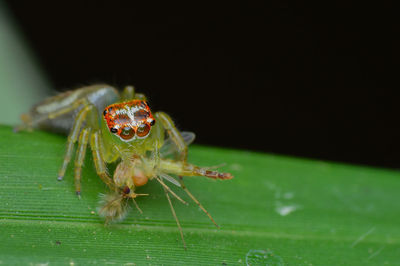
<box><xmin>162</xmin><ymin>186</ymin><xmax>187</xmax><ymax>250</ymax></box>
<box><xmin>155</xmin><ymin>112</ymin><xmax>188</xmax><ymax>162</ymax></box>
<box><xmin>131</xmin><ymin>198</ymin><xmax>143</xmax><ymax>214</ymax></box>
<box><xmin>90</xmin><ymin>131</ymin><xmax>115</xmax><ymax>190</ymax></box>
<box><xmin>74</xmin><ymin>128</ymin><xmax>91</xmax><ymax>195</ymax></box>
<box><xmin>154</xmin><ymin>176</ymin><xmax>188</xmax><ymax>205</ymax></box>
<box><xmin>178</xmin><ymin>177</ymin><xmax>219</xmax><ymax>228</ymax></box>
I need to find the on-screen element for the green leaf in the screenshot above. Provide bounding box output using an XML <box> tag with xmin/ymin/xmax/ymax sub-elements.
<box><xmin>0</xmin><ymin>125</ymin><xmax>399</xmax><ymax>265</ymax></box>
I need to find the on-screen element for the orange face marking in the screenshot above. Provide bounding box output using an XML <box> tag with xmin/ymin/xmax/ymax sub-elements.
<box><xmin>103</xmin><ymin>100</ymin><xmax>155</xmax><ymax>141</ymax></box>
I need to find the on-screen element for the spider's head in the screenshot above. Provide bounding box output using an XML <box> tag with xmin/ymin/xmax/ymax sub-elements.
<box><xmin>103</xmin><ymin>100</ymin><xmax>155</xmax><ymax>142</ymax></box>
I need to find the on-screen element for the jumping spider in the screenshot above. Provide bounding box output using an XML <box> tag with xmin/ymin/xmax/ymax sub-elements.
<box><xmin>16</xmin><ymin>84</ymin><xmax>233</xmax><ymax>248</ymax></box>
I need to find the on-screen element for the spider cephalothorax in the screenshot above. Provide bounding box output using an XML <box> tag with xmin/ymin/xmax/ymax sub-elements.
<box><xmin>103</xmin><ymin>100</ymin><xmax>155</xmax><ymax>141</ymax></box>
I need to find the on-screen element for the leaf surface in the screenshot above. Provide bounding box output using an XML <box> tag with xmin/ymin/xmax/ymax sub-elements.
<box><xmin>0</xmin><ymin>125</ymin><xmax>399</xmax><ymax>265</ymax></box>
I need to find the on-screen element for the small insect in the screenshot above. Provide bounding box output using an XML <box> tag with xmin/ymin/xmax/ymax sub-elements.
<box><xmin>16</xmin><ymin>84</ymin><xmax>233</xmax><ymax>248</ymax></box>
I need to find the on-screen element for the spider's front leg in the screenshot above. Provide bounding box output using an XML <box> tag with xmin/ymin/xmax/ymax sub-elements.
<box><xmin>73</xmin><ymin>128</ymin><xmax>91</xmax><ymax>194</ymax></box>
<box><xmin>155</xmin><ymin>111</ymin><xmax>188</xmax><ymax>162</ymax></box>
<box><xmin>90</xmin><ymin>130</ymin><xmax>115</xmax><ymax>191</ymax></box>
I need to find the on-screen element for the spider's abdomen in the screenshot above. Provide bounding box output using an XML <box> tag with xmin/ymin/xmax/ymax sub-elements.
<box><xmin>28</xmin><ymin>84</ymin><xmax>119</xmax><ymax>134</ymax></box>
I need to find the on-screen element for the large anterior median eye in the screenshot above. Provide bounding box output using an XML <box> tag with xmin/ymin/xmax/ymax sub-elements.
<box><xmin>136</xmin><ymin>123</ymin><xmax>150</xmax><ymax>137</ymax></box>
<box><xmin>120</xmin><ymin>126</ymin><xmax>135</xmax><ymax>140</ymax></box>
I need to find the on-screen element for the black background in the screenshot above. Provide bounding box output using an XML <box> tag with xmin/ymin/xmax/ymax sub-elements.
<box><xmin>5</xmin><ymin>1</ymin><xmax>400</xmax><ymax>168</ymax></box>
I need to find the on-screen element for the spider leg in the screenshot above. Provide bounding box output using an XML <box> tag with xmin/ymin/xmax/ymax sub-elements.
<box><xmin>178</xmin><ymin>177</ymin><xmax>219</xmax><ymax>228</ymax></box>
<box><xmin>155</xmin><ymin>112</ymin><xmax>188</xmax><ymax>162</ymax></box>
<box><xmin>58</xmin><ymin>103</ymin><xmax>92</xmax><ymax>181</ymax></box>
<box><xmin>131</xmin><ymin>198</ymin><xmax>143</xmax><ymax>214</ymax></box>
<box><xmin>155</xmin><ymin>176</ymin><xmax>188</xmax><ymax>205</ymax></box>
<box><xmin>90</xmin><ymin>131</ymin><xmax>115</xmax><ymax>190</ymax></box>
<box><xmin>73</xmin><ymin>127</ymin><xmax>91</xmax><ymax>196</ymax></box>
<box><xmin>163</xmin><ymin>186</ymin><xmax>187</xmax><ymax>250</ymax></box>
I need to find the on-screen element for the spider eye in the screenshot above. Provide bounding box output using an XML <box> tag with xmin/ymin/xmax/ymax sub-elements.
<box><xmin>103</xmin><ymin>109</ymin><xmax>107</xmax><ymax>116</ymax></box>
<box><xmin>137</xmin><ymin>123</ymin><xmax>150</xmax><ymax>137</ymax></box>
<box><xmin>120</xmin><ymin>126</ymin><xmax>135</xmax><ymax>140</ymax></box>
<box><xmin>150</xmin><ymin>119</ymin><xmax>155</xmax><ymax>126</ymax></box>
<box><xmin>110</xmin><ymin>127</ymin><xmax>118</xmax><ymax>133</ymax></box>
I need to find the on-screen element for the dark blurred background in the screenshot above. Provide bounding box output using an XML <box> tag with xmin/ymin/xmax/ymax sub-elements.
<box><xmin>5</xmin><ymin>1</ymin><xmax>400</xmax><ymax>168</ymax></box>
